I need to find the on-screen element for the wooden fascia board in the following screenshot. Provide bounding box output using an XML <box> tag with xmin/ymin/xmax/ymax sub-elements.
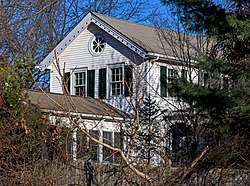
<box><xmin>42</xmin><ymin>109</ymin><xmax>127</xmax><ymax>122</ymax></box>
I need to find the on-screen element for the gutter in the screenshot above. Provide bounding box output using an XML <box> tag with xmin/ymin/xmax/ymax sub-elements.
<box><xmin>147</xmin><ymin>52</ymin><xmax>196</xmax><ymax>65</ymax></box>
<box><xmin>41</xmin><ymin>108</ymin><xmax>129</xmax><ymax>122</ymax></box>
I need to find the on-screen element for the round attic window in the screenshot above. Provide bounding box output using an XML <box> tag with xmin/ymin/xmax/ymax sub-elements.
<box><xmin>89</xmin><ymin>34</ymin><xmax>106</xmax><ymax>56</ymax></box>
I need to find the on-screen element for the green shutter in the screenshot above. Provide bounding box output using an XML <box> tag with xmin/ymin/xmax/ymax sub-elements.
<box><xmin>87</xmin><ymin>70</ymin><xmax>95</xmax><ymax>98</ymax></box>
<box><xmin>160</xmin><ymin>66</ymin><xmax>167</xmax><ymax>97</ymax></box>
<box><xmin>99</xmin><ymin>68</ymin><xmax>106</xmax><ymax>99</ymax></box>
<box><xmin>64</xmin><ymin>72</ymin><xmax>70</xmax><ymax>95</ymax></box>
<box><xmin>125</xmin><ymin>65</ymin><xmax>133</xmax><ymax>97</ymax></box>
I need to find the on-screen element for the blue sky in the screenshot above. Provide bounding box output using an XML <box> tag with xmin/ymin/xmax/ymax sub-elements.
<box><xmin>129</xmin><ymin>0</ymin><xmax>172</xmax><ymax>26</ymax></box>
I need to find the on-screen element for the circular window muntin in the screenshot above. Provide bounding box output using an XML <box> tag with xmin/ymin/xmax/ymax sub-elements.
<box><xmin>89</xmin><ymin>34</ymin><xmax>106</xmax><ymax>56</ymax></box>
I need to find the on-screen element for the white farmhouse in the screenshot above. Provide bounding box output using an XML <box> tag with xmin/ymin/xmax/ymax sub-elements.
<box><xmin>37</xmin><ymin>12</ymin><xmax>210</xmax><ymax>164</ymax></box>
<box><xmin>38</xmin><ymin>12</ymin><xmax>208</xmax><ymax>112</ymax></box>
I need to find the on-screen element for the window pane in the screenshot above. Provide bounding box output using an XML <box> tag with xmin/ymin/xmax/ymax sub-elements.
<box><xmin>160</xmin><ymin>66</ymin><xmax>167</xmax><ymax>97</ymax></box>
<box><xmin>167</xmin><ymin>69</ymin><xmax>178</xmax><ymax>97</ymax></box>
<box><xmin>75</xmin><ymin>86</ymin><xmax>85</xmax><ymax>96</ymax></box>
<box><xmin>103</xmin><ymin>131</ymin><xmax>113</xmax><ymax>163</ymax></box>
<box><xmin>111</xmin><ymin>67</ymin><xmax>123</xmax><ymax>96</ymax></box>
<box><xmin>181</xmin><ymin>69</ymin><xmax>188</xmax><ymax>79</ymax></box>
<box><xmin>75</xmin><ymin>73</ymin><xmax>79</xmax><ymax>85</ymax></box>
<box><xmin>203</xmin><ymin>73</ymin><xmax>209</xmax><ymax>87</ymax></box>
<box><xmin>117</xmin><ymin>82</ymin><xmax>122</xmax><ymax>95</ymax></box>
<box><xmin>75</xmin><ymin>72</ymin><xmax>86</xmax><ymax>86</ymax></box>
<box><xmin>74</xmin><ymin>72</ymin><xmax>86</xmax><ymax>96</ymax></box>
<box><xmin>90</xmin><ymin>130</ymin><xmax>99</xmax><ymax>162</ymax></box>
<box><xmin>79</xmin><ymin>77</ymin><xmax>82</xmax><ymax>85</ymax></box>
<box><xmin>76</xmin><ymin>129</ymin><xmax>88</xmax><ymax>160</ymax></box>
<box><xmin>114</xmin><ymin>132</ymin><xmax>122</xmax><ymax>163</ymax></box>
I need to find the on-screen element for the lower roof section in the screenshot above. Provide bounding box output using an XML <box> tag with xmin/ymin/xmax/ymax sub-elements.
<box><xmin>24</xmin><ymin>90</ymin><xmax>129</xmax><ymax>120</ymax></box>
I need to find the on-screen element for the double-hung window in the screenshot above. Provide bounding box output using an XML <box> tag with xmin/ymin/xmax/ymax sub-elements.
<box><xmin>100</xmin><ymin>64</ymin><xmax>132</xmax><ymax>98</ymax></box>
<box><xmin>168</xmin><ymin>68</ymin><xmax>178</xmax><ymax>96</ymax></box>
<box><xmin>111</xmin><ymin>67</ymin><xmax>123</xmax><ymax>96</ymax></box>
<box><xmin>103</xmin><ymin>131</ymin><xmax>122</xmax><ymax>163</ymax></box>
<box><xmin>110</xmin><ymin>65</ymin><xmax>124</xmax><ymax>97</ymax></box>
<box><xmin>160</xmin><ymin>66</ymin><xmax>178</xmax><ymax>97</ymax></box>
<box><xmin>76</xmin><ymin>130</ymin><xmax>122</xmax><ymax>163</ymax></box>
<box><xmin>71</xmin><ymin>68</ymin><xmax>95</xmax><ymax>98</ymax></box>
<box><xmin>181</xmin><ymin>69</ymin><xmax>188</xmax><ymax>80</ymax></box>
<box><xmin>109</xmin><ymin>64</ymin><xmax>133</xmax><ymax>97</ymax></box>
<box><xmin>168</xmin><ymin>69</ymin><xmax>178</xmax><ymax>83</ymax></box>
<box><xmin>103</xmin><ymin>131</ymin><xmax>113</xmax><ymax>162</ymax></box>
<box><xmin>74</xmin><ymin>71</ymin><xmax>86</xmax><ymax>96</ymax></box>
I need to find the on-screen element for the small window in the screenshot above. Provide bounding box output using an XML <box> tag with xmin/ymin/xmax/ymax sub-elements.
<box><xmin>103</xmin><ymin>131</ymin><xmax>113</xmax><ymax>163</ymax></box>
<box><xmin>103</xmin><ymin>131</ymin><xmax>122</xmax><ymax>163</ymax></box>
<box><xmin>181</xmin><ymin>69</ymin><xmax>188</xmax><ymax>80</ymax></box>
<box><xmin>168</xmin><ymin>68</ymin><xmax>178</xmax><ymax>83</ymax></box>
<box><xmin>76</xmin><ymin>129</ymin><xmax>88</xmax><ymax>160</ymax></box>
<box><xmin>74</xmin><ymin>72</ymin><xmax>86</xmax><ymax>96</ymax></box>
<box><xmin>76</xmin><ymin>130</ymin><xmax>122</xmax><ymax>163</ymax></box>
<box><xmin>110</xmin><ymin>67</ymin><xmax>123</xmax><ymax>96</ymax></box>
<box><xmin>107</xmin><ymin>64</ymin><xmax>132</xmax><ymax>98</ymax></box>
<box><xmin>89</xmin><ymin>34</ymin><xmax>106</xmax><ymax>56</ymax></box>
<box><xmin>160</xmin><ymin>66</ymin><xmax>178</xmax><ymax>97</ymax></box>
<box><xmin>114</xmin><ymin>132</ymin><xmax>122</xmax><ymax>163</ymax></box>
<box><xmin>72</xmin><ymin>69</ymin><xmax>95</xmax><ymax>98</ymax></box>
<box><xmin>90</xmin><ymin>130</ymin><xmax>99</xmax><ymax>162</ymax></box>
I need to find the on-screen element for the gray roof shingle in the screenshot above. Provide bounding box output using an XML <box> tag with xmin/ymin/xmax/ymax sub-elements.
<box><xmin>25</xmin><ymin>90</ymin><xmax>128</xmax><ymax>119</ymax></box>
<box><xmin>92</xmin><ymin>12</ymin><xmax>208</xmax><ymax>57</ymax></box>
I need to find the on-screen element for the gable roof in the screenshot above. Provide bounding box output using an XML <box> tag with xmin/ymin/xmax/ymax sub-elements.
<box><xmin>25</xmin><ymin>90</ymin><xmax>128</xmax><ymax>120</ymax></box>
<box><xmin>38</xmin><ymin>12</ymin><xmax>206</xmax><ymax>70</ymax></box>
<box><xmin>91</xmin><ymin>12</ymin><xmax>170</xmax><ymax>56</ymax></box>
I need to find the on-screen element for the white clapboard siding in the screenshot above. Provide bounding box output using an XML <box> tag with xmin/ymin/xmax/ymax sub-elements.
<box><xmin>147</xmin><ymin>61</ymin><xmax>200</xmax><ymax>112</ymax></box>
<box><xmin>50</xmin><ymin>23</ymin><xmax>143</xmax><ymax>112</ymax></box>
<box><xmin>50</xmin><ymin>63</ymin><xmax>63</xmax><ymax>93</ymax></box>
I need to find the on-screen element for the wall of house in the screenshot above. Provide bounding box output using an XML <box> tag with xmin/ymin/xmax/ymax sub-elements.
<box><xmin>49</xmin><ymin>115</ymin><xmax>122</xmax><ymax>163</ymax></box>
<box><xmin>49</xmin><ymin>22</ymin><xmax>200</xmax><ymax>115</ymax></box>
<box><xmin>147</xmin><ymin>60</ymin><xmax>199</xmax><ymax>112</ymax></box>
<box><xmin>49</xmin><ymin>23</ymin><xmax>144</xmax><ymax>112</ymax></box>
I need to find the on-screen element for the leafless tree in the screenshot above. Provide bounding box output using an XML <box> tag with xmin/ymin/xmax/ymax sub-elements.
<box><xmin>0</xmin><ymin>0</ymin><xmax>162</xmax><ymax>89</ymax></box>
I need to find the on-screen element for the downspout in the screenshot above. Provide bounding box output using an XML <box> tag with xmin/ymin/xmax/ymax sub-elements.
<box><xmin>147</xmin><ymin>56</ymin><xmax>160</xmax><ymax>93</ymax></box>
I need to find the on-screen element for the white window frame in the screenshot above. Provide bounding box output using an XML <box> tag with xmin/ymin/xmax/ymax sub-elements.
<box><xmin>167</xmin><ymin>68</ymin><xmax>179</xmax><ymax>97</ymax></box>
<box><xmin>71</xmin><ymin>68</ymin><xmax>87</xmax><ymax>96</ymax></box>
<box><xmin>76</xmin><ymin>129</ymin><xmax>122</xmax><ymax>163</ymax></box>
<box><xmin>88</xmin><ymin>33</ymin><xmax>106</xmax><ymax>56</ymax></box>
<box><xmin>168</xmin><ymin>68</ymin><xmax>179</xmax><ymax>82</ymax></box>
<box><xmin>108</xmin><ymin>64</ymin><xmax>125</xmax><ymax>97</ymax></box>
